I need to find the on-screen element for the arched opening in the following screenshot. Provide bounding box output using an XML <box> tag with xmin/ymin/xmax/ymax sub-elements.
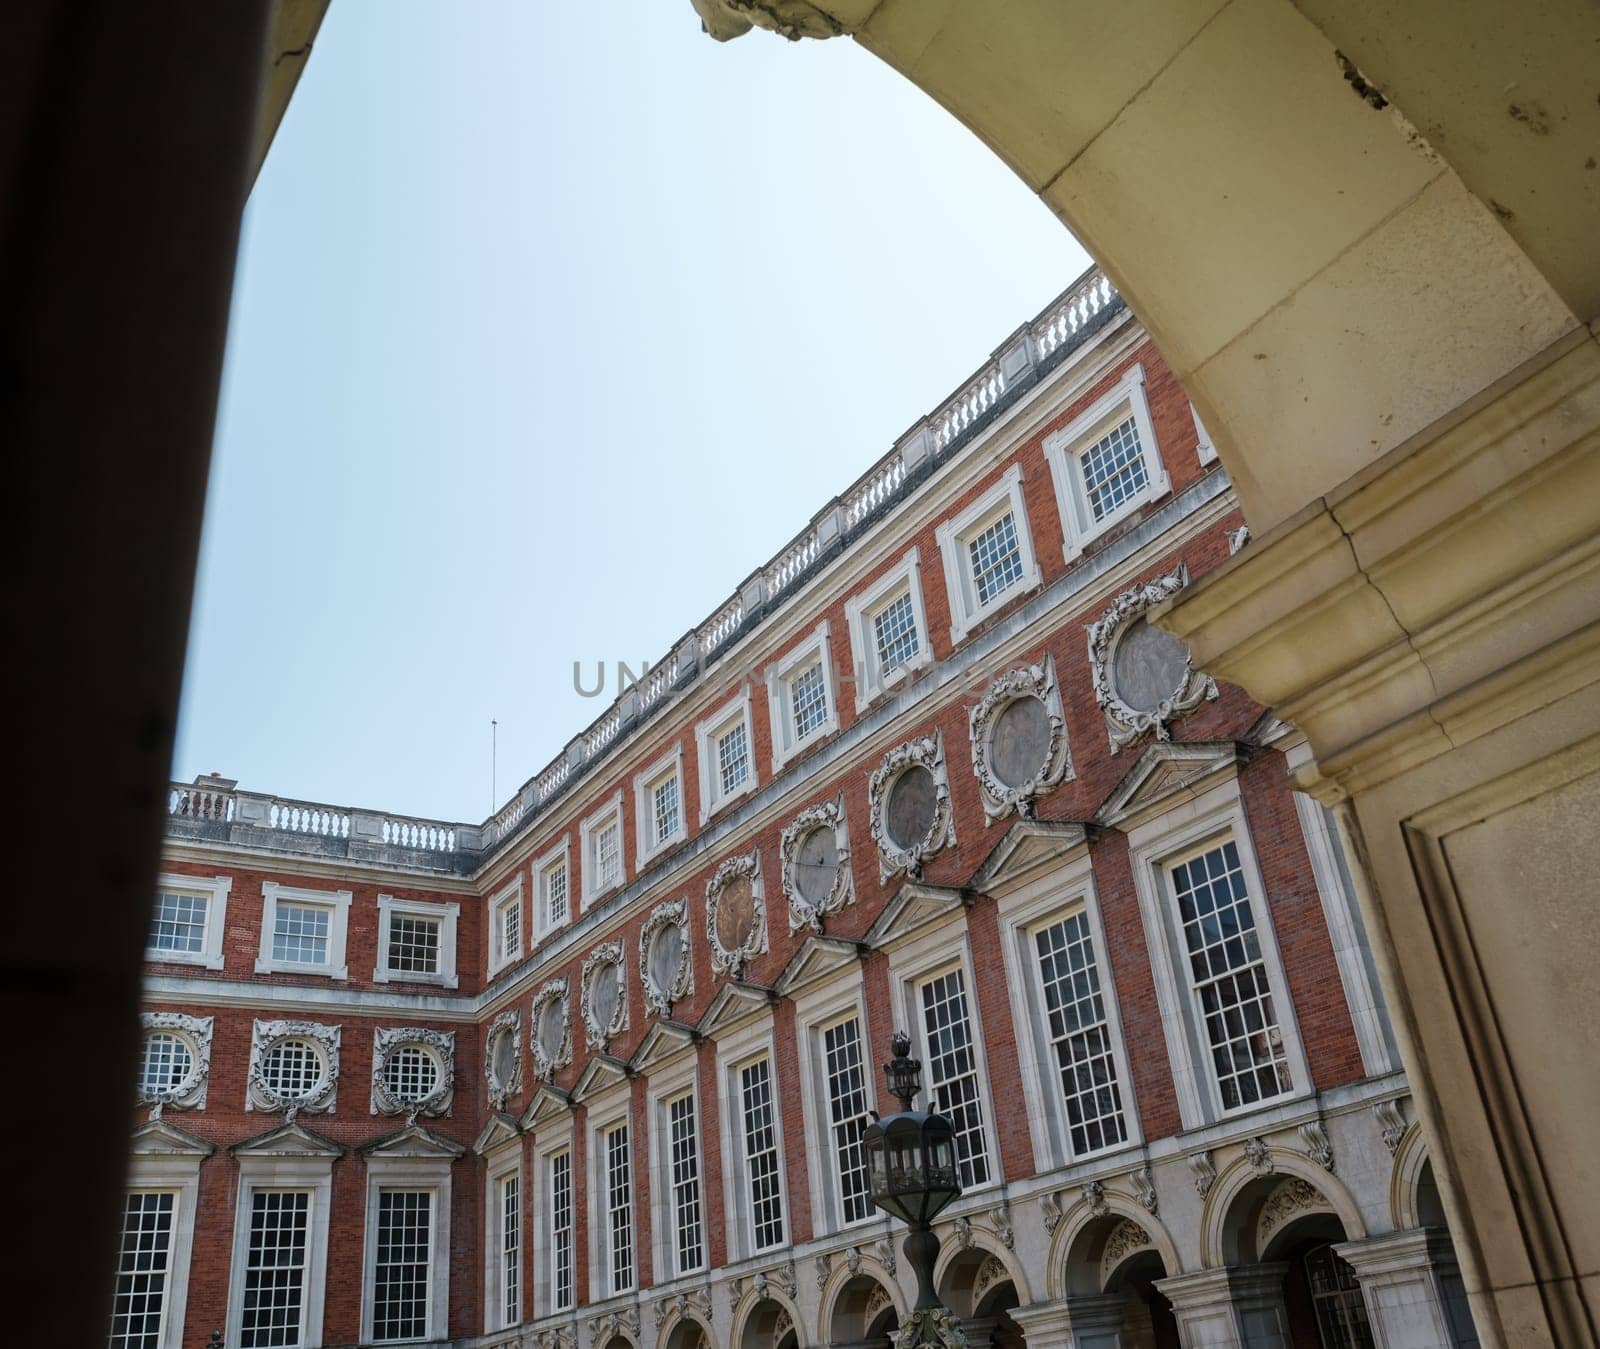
<box><xmin>664</xmin><ymin>1318</ymin><xmax>712</xmax><ymax>1349</ymax></box>
<box><xmin>827</xmin><ymin>1273</ymin><xmax>900</xmax><ymax>1349</ymax></box>
<box><xmin>742</xmin><ymin>1297</ymin><xmax>799</xmax><ymax>1349</ymax></box>
<box><xmin>937</xmin><ymin>1247</ymin><xmax>1023</xmax><ymax>1349</ymax></box>
<box><xmin>1063</xmin><ymin>1213</ymin><xmax>1180</xmax><ymax>1349</ymax></box>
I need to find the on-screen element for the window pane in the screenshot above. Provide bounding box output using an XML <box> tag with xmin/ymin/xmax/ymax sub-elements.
<box><xmin>920</xmin><ymin>970</ymin><xmax>990</xmax><ymax>1186</ymax></box>
<box><xmin>872</xmin><ymin>590</ymin><xmax>920</xmax><ymax>674</ymax></box>
<box><xmin>386</xmin><ymin>914</ymin><xmax>440</xmax><ymax>975</ymax></box>
<box><xmin>789</xmin><ymin>662</ymin><xmax>829</xmax><ymax>741</ymax></box>
<box><xmin>500</xmin><ymin>1174</ymin><xmax>519</xmax><ymax>1326</ymax></box>
<box><xmin>109</xmin><ymin>1191</ymin><xmax>174</xmax><ymax>1349</ymax></box>
<box><xmin>823</xmin><ymin>1018</ymin><xmax>875</xmax><ymax>1224</ymax></box>
<box><xmin>500</xmin><ymin>898</ymin><xmax>521</xmax><ymax>961</ymax></box>
<box><xmin>717</xmin><ymin>721</ymin><xmax>750</xmax><ymax>797</ymax></box>
<box><xmin>594</xmin><ymin>821</ymin><xmax>621</xmax><ymax>891</ymax></box>
<box><xmin>149</xmin><ymin>891</ymin><xmax>208</xmax><ymax>954</ymax></box>
<box><xmin>668</xmin><ymin>1093</ymin><xmax>704</xmax><ymax>1273</ymax></box>
<box><xmin>138</xmin><ymin>1032</ymin><xmax>193</xmax><ymax>1098</ymax></box>
<box><xmin>543</xmin><ymin>862</ymin><xmax>568</xmax><ymax>929</ymax></box>
<box><xmin>1080</xmin><ymin>416</ymin><xmax>1149</xmax><ymax>522</ymax></box>
<box><xmin>271</xmin><ymin>902</ymin><xmax>330</xmax><ymax>966</ymax></box>
<box><xmin>260</xmin><ymin>1038</ymin><xmax>323</xmax><ymax>1102</ymax></box>
<box><xmin>741</xmin><ymin>1058</ymin><xmax>786</xmax><ymax>1250</ymax></box>
<box><xmin>605</xmin><ymin>1125</ymin><xmax>633</xmax><ymax>1293</ymax></box>
<box><xmin>382</xmin><ymin>1045</ymin><xmax>439</xmax><ymax>1104</ymax></box>
<box><xmin>652</xmin><ymin>775</ymin><xmax>681</xmax><ymax>846</ymax></box>
<box><xmin>549</xmin><ymin>1151</ymin><xmax>573</xmax><ymax>1312</ymax></box>
<box><xmin>240</xmin><ymin>1190</ymin><xmax>311</xmax><ymax>1348</ymax></box>
<box><xmin>372</xmin><ymin>1189</ymin><xmax>431</xmax><ymax>1343</ymax></box>
<box><xmin>967</xmin><ymin>511</ymin><xmax>1025</xmax><ymax>605</ymax></box>
<box><xmin>1035</xmin><ymin>913</ymin><xmax>1127</xmax><ymax>1155</ymax></box>
<box><xmin>1171</xmin><ymin>840</ymin><xmax>1292</xmax><ymax>1110</ymax></box>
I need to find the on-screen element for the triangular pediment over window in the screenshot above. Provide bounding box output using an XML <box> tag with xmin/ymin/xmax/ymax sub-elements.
<box><xmin>863</xmin><ymin>883</ymin><xmax>970</xmax><ymax>951</ymax></box>
<box><xmin>631</xmin><ymin>1020</ymin><xmax>697</xmax><ymax>1074</ymax></box>
<box><xmin>130</xmin><ymin>1117</ymin><xmax>215</xmax><ymax>1159</ymax></box>
<box><xmin>776</xmin><ymin>935</ymin><xmax>864</xmax><ymax>997</ymax></box>
<box><xmin>519</xmin><ymin>1084</ymin><xmax>572</xmax><ymax>1130</ymax></box>
<box><xmin>570</xmin><ymin>1054</ymin><xmax>630</xmax><ymax>1104</ymax></box>
<box><xmin>229</xmin><ymin>1119</ymin><xmax>344</xmax><ymax>1160</ymax></box>
<box><xmin>360</xmin><ymin>1123</ymin><xmax>467</xmax><ymax>1160</ymax></box>
<box><xmin>473</xmin><ymin>1112</ymin><xmax>523</xmax><ymax>1156</ymax></box>
<box><xmin>697</xmin><ymin>980</ymin><xmax>775</xmax><ymax>1038</ymax></box>
<box><xmin>1095</xmin><ymin>741</ymin><xmax>1244</xmax><ymax>830</ymax></box>
<box><xmin>968</xmin><ymin>820</ymin><xmax>1089</xmax><ymax>898</ymax></box>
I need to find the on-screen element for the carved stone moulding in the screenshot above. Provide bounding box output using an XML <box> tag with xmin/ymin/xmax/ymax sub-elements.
<box><xmin>705</xmin><ymin>849</ymin><xmax>768</xmax><ymax>978</ymax></box>
<box><xmin>137</xmin><ymin>1011</ymin><xmax>214</xmax><ymax>1112</ymax></box>
<box><xmin>639</xmin><ymin>896</ymin><xmax>694</xmax><ymax>1017</ymax></box>
<box><xmin>1099</xmin><ymin>1219</ymin><xmax>1156</xmax><ymax>1284</ymax></box>
<box><xmin>1085</xmin><ymin>562</ymin><xmax>1217</xmax><ymax>752</ymax></box>
<box><xmin>868</xmin><ymin>731</ymin><xmax>956</xmax><ymax>882</ymax></box>
<box><xmin>1255</xmin><ymin>1176</ymin><xmax>1333</xmax><ymax>1253</ymax></box>
<box><xmin>370</xmin><ymin>1026</ymin><xmax>454</xmax><ymax>1120</ymax></box>
<box><xmin>247</xmin><ymin>1018</ymin><xmax>340</xmax><ymax>1116</ymax></box>
<box><xmin>483</xmin><ymin>1008</ymin><xmax>522</xmax><ymax>1111</ymax></box>
<box><xmin>580</xmin><ymin>940</ymin><xmax>629</xmax><ymax>1051</ymax></box>
<box><xmin>780</xmin><ymin>793</ymin><xmax>854</xmax><ymax>933</ymax></box>
<box><xmin>968</xmin><ymin>653</ymin><xmax>1073</xmax><ymax>823</ymax></box>
<box><xmin>530</xmin><ymin>976</ymin><xmax>573</xmax><ymax>1080</ymax></box>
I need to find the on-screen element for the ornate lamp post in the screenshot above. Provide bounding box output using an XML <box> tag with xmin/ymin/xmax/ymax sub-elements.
<box><xmin>862</xmin><ymin>1031</ymin><xmax>966</xmax><ymax>1348</ymax></box>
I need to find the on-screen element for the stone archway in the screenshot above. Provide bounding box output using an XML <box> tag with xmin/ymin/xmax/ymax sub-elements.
<box><xmin>936</xmin><ymin>1241</ymin><xmax>1026</xmax><ymax>1349</ymax></box>
<box><xmin>824</xmin><ymin>1272</ymin><xmax>901</xmax><ymax>1349</ymax></box>
<box><xmin>737</xmin><ymin>1296</ymin><xmax>801</xmax><ymax>1349</ymax></box>
<box><xmin>661</xmin><ymin>1316</ymin><xmax>713</xmax><ymax>1349</ymax></box>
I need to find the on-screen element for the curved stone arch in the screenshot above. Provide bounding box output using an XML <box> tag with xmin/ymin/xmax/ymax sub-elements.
<box><xmin>1390</xmin><ymin>1121</ymin><xmax>1435</xmax><ymax>1231</ymax></box>
<box><xmin>816</xmin><ymin>1257</ymin><xmax>906</xmax><ymax>1347</ymax></box>
<box><xmin>729</xmin><ymin>1286</ymin><xmax>804</xmax><ymax>1349</ymax></box>
<box><xmin>655</xmin><ymin>1307</ymin><xmax>713</xmax><ymax>1349</ymax></box>
<box><xmin>932</xmin><ymin>1227</ymin><xmax>1032</xmax><ymax>1314</ymax></box>
<box><xmin>597</xmin><ymin>1330</ymin><xmax>641</xmax><ymax>1349</ymax></box>
<box><xmin>1045</xmin><ymin>1191</ymin><xmax>1184</xmax><ymax>1299</ymax></box>
<box><xmin>1199</xmin><ymin>1146</ymin><xmax>1367</xmax><ymax>1268</ymax></box>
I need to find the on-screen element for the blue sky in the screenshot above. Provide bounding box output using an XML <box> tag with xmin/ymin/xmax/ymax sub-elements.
<box><xmin>174</xmin><ymin>1</ymin><xmax>1088</xmax><ymax>824</ymax></box>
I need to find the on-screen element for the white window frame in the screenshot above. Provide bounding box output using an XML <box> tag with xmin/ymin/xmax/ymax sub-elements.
<box><xmin>1126</xmin><ymin>774</ymin><xmax>1311</xmax><ymax>1129</ymax></box>
<box><xmin>1043</xmin><ymin>362</ymin><xmax>1170</xmax><ymax>561</ymax></box>
<box><xmin>934</xmin><ymin>463</ymin><xmax>1044</xmax><ymax>645</ymax></box>
<box><xmin>843</xmin><ymin>547</ymin><xmax>933</xmax><ymax>712</ymax></box>
<box><xmin>646</xmin><ymin>1056</ymin><xmax>706</xmax><ymax>1284</ymax></box>
<box><xmin>586</xmin><ymin>1087</ymin><xmax>636</xmax><ymax>1300</ymax></box>
<box><xmin>579</xmin><ymin>792</ymin><xmax>625</xmax><ymax>911</ymax></box>
<box><xmin>694</xmin><ymin>688</ymin><xmax>757</xmax><ymax>824</ymax></box>
<box><xmin>482</xmin><ymin>1141</ymin><xmax>522</xmax><ymax>1334</ymax></box>
<box><xmin>793</xmin><ymin>981</ymin><xmax>879</xmax><ymax>1237</ymax></box>
<box><xmin>714</xmin><ymin>1015</ymin><xmax>790</xmax><ymax>1262</ymax></box>
<box><xmin>888</xmin><ymin>919</ymin><xmax>1002</xmax><ymax>1196</ymax></box>
<box><xmin>634</xmin><ymin>743</ymin><xmax>688</xmax><ymax>868</ymax></box>
<box><xmin>121</xmin><ymin>1143</ymin><xmax>207</xmax><ymax>1349</ymax></box>
<box><xmin>995</xmin><ymin>850</ymin><xmax>1142</xmax><ymax>1174</ymax></box>
<box><xmin>226</xmin><ymin>1153</ymin><xmax>335</xmax><ymax>1348</ymax></box>
<box><xmin>360</xmin><ymin>1157</ymin><xmax>453</xmax><ymax>1344</ymax></box>
<box><xmin>488</xmin><ymin>874</ymin><xmax>525</xmax><ymax>978</ymax></box>
<box><xmin>531</xmin><ymin>1125</ymin><xmax>575</xmax><ymax>1317</ymax></box>
<box><xmin>373</xmin><ymin>894</ymin><xmax>459</xmax><ymax>989</ymax></box>
<box><xmin>534</xmin><ymin>839</ymin><xmax>572</xmax><ymax>940</ymax></box>
<box><xmin>255</xmin><ymin>881</ymin><xmax>353</xmax><ymax>980</ymax></box>
<box><xmin>147</xmin><ymin>873</ymin><xmax>231</xmax><ymax>970</ymax></box>
<box><xmin>766</xmin><ymin>618</ymin><xmax>840</xmax><ymax>772</ymax></box>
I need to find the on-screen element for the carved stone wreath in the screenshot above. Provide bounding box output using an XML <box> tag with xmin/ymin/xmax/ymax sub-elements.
<box><xmin>1255</xmin><ymin>1176</ymin><xmax>1332</xmax><ymax>1251</ymax></box>
<box><xmin>705</xmin><ymin>850</ymin><xmax>768</xmax><ymax>978</ymax></box>
<box><xmin>779</xmin><ymin>794</ymin><xmax>854</xmax><ymax>933</ymax></box>
<box><xmin>483</xmin><ymin>1008</ymin><xmax>523</xmax><ymax>1111</ymax></box>
<box><xmin>968</xmin><ymin>653</ymin><xmax>1073</xmax><ymax>822</ymax></box>
<box><xmin>639</xmin><ymin>896</ymin><xmax>694</xmax><ymax>1017</ymax></box>
<box><xmin>529</xmin><ymin>976</ymin><xmax>573</xmax><ymax>1079</ymax></box>
<box><xmin>868</xmin><ymin>732</ymin><xmax>956</xmax><ymax>883</ymax></box>
<box><xmin>247</xmin><ymin>1018</ymin><xmax>340</xmax><ymax>1116</ymax></box>
<box><xmin>1085</xmin><ymin>563</ymin><xmax>1217</xmax><ymax>752</ymax></box>
<box><xmin>580</xmin><ymin>941</ymin><xmax>629</xmax><ymax>1051</ymax></box>
<box><xmin>137</xmin><ymin>1012</ymin><xmax>213</xmax><ymax>1111</ymax></box>
<box><xmin>370</xmin><ymin>1026</ymin><xmax>455</xmax><ymax>1120</ymax></box>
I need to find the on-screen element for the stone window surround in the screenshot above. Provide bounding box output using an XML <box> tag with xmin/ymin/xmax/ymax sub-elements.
<box><xmin>482</xmin><ymin>1137</ymin><xmax>522</xmax><ymax>1334</ymax></box>
<box><xmin>694</xmin><ymin>687</ymin><xmax>758</xmax><ymax>825</ymax></box>
<box><xmin>358</xmin><ymin>1152</ymin><xmax>454</xmax><ymax>1344</ymax></box>
<box><xmin>530</xmin><ymin>1123</ymin><xmax>575</xmax><ymax>1318</ymax></box>
<box><xmin>373</xmin><ymin>893</ymin><xmax>460</xmax><ymax>989</ymax></box>
<box><xmin>487</xmin><ymin>874</ymin><xmax>524</xmax><ymax>978</ymax></box>
<box><xmin>633</xmin><ymin>742</ymin><xmax>689</xmax><ymax>869</ymax></box>
<box><xmin>713</xmin><ymin>1011</ymin><xmax>790</xmax><ymax>1264</ymax></box>
<box><xmin>843</xmin><ymin>546</ymin><xmax>934</xmax><ymax>713</ymax></box>
<box><xmin>885</xmin><ymin>912</ymin><xmax>1003</xmax><ymax>1201</ymax></box>
<box><xmin>247</xmin><ymin>1018</ymin><xmax>341</xmax><ymax>1116</ymax></box>
<box><xmin>225</xmin><ymin>1149</ymin><xmax>335</xmax><ymax>1348</ymax></box>
<box><xmin>579</xmin><ymin>791</ymin><xmax>626</xmax><ymax>912</ymax></box>
<box><xmin>1042</xmin><ymin>361</ymin><xmax>1171</xmax><ymax>562</ymax></box>
<box><xmin>766</xmin><ymin>617</ymin><xmax>841</xmax><ymax>774</ymax></box>
<box><xmin>791</xmin><ymin>977</ymin><xmax>879</xmax><ymax>1240</ymax></box>
<box><xmin>137</xmin><ymin>1011</ymin><xmax>214</xmax><ymax>1111</ymax></box>
<box><xmin>148</xmin><ymin>872</ymin><xmax>231</xmax><ymax>970</ymax></box>
<box><xmin>992</xmin><ymin>847</ymin><xmax>1145</xmax><ymax>1175</ymax></box>
<box><xmin>534</xmin><ymin>838</ymin><xmax>571</xmax><ymax>940</ymax></box>
<box><xmin>124</xmin><ymin>1135</ymin><xmax>209</xmax><ymax>1349</ymax></box>
<box><xmin>644</xmin><ymin>1053</ymin><xmax>704</xmax><ymax>1285</ymax></box>
<box><xmin>934</xmin><ymin>462</ymin><xmax>1044</xmax><ymax>645</ymax></box>
<box><xmin>1124</xmin><ymin>772</ymin><xmax>1311</xmax><ymax>1131</ymax></box>
<box><xmin>254</xmin><ymin>880</ymin><xmax>353</xmax><ymax>981</ymax></box>
<box><xmin>584</xmin><ymin>1081</ymin><xmax>635</xmax><ymax>1302</ymax></box>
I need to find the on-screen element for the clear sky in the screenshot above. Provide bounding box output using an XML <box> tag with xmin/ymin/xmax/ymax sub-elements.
<box><xmin>174</xmin><ymin>0</ymin><xmax>1089</xmax><ymax>824</ymax></box>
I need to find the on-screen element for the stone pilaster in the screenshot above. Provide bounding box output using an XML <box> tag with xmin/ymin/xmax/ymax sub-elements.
<box><xmin>1155</xmin><ymin>1266</ymin><xmax>1291</xmax><ymax>1348</ymax></box>
<box><xmin>1336</xmin><ymin>1228</ymin><xmax>1479</xmax><ymax>1348</ymax></box>
<box><xmin>1009</xmin><ymin>1295</ymin><xmax>1128</xmax><ymax>1349</ymax></box>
